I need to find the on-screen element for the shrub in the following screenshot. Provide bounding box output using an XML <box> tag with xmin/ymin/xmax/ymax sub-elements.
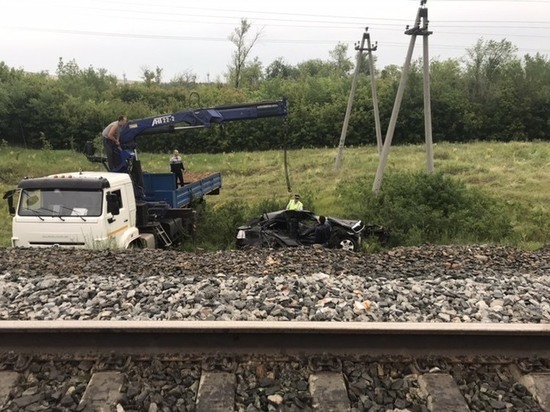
<box><xmin>250</xmin><ymin>197</ymin><xmax>287</xmax><ymax>216</ymax></box>
<box><xmin>187</xmin><ymin>200</ymin><xmax>250</xmax><ymax>251</ymax></box>
<box><xmin>341</xmin><ymin>172</ymin><xmax>514</xmax><ymax>246</ymax></box>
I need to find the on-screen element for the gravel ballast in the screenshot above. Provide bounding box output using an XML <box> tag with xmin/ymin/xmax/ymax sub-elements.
<box><xmin>0</xmin><ymin>245</ymin><xmax>548</xmax><ymax>323</ymax></box>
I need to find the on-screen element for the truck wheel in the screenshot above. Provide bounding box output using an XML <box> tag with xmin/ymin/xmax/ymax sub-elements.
<box><xmin>128</xmin><ymin>240</ymin><xmax>144</xmax><ymax>249</ymax></box>
<box><xmin>335</xmin><ymin>236</ymin><xmax>358</xmax><ymax>251</ymax></box>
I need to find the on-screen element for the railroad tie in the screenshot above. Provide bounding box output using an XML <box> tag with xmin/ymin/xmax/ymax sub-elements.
<box><xmin>418</xmin><ymin>373</ymin><xmax>470</xmax><ymax>412</ymax></box>
<box><xmin>309</xmin><ymin>371</ymin><xmax>351</xmax><ymax>412</ymax></box>
<box><xmin>0</xmin><ymin>371</ymin><xmax>19</xmax><ymax>408</ymax></box>
<box><xmin>520</xmin><ymin>373</ymin><xmax>550</xmax><ymax>411</ymax></box>
<box><xmin>196</xmin><ymin>371</ymin><xmax>236</xmax><ymax>412</ymax></box>
<box><xmin>77</xmin><ymin>371</ymin><xmax>125</xmax><ymax>412</ymax></box>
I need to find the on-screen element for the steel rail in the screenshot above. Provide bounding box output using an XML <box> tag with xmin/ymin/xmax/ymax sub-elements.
<box><xmin>0</xmin><ymin>321</ymin><xmax>548</xmax><ymax>357</ymax></box>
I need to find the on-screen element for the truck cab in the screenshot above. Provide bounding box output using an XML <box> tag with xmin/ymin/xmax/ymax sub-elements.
<box><xmin>9</xmin><ymin>171</ymin><xmax>141</xmax><ymax>249</ymax></box>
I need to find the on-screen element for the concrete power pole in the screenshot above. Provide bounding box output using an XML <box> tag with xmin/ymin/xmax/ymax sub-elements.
<box><xmin>334</xmin><ymin>28</ymin><xmax>380</xmax><ymax>172</ymax></box>
<box><xmin>372</xmin><ymin>0</ymin><xmax>434</xmax><ymax>192</ymax></box>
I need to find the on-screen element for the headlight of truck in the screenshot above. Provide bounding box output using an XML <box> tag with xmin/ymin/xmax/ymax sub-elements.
<box><xmin>236</xmin><ymin>230</ymin><xmax>246</xmax><ymax>239</ymax></box>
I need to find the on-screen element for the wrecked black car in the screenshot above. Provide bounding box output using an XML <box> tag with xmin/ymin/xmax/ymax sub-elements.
<box><xmin>236</xmin><ymin>209</ymin><xmax>388</xmax><ymax>252</ymax></box>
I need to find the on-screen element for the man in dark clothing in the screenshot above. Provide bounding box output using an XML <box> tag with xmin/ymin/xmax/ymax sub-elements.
<box><xmin>313</xmin><ymin>215</ymin><xmax>332</xmax><ymax>247</ymax></box>
<box><xmin>303</xmin><ymin>215</ymin><xmax>331</xmax><ymax>247</ymax></box>
<box><xmin>170</xmin><ymin>149</ymin><xmax>185</xmax><ymax>187</ymax></box>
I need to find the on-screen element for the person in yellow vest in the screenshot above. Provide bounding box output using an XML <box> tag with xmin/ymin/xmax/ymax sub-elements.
<box><xmin>286</xmin><ymin>193</ymin><xmax>303</xmax><ymax>211</ymax></box>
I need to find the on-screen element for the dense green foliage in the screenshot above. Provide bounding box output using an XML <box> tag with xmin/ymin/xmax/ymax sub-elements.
<box><xmin>0</xmin><ymin>39</ymin><xmax>548</xmax><ymax>154</ymax></box>
<box><xmin>341</xmin><ymin>172</ymin><xmax>514</xmax><ymax>246</ymax></box>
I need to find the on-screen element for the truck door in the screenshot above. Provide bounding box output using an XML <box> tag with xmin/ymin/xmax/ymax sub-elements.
<box><xmin>105</xmin><ymin>188</ymin><xmax>131</xmax><ymax>246</ymax></box>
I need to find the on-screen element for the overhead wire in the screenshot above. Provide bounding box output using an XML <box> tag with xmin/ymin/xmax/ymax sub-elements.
<box><xmin>4</xmin><ymin>0</ymin><xmax>550</xmax><ymax>29</ymax></box>
<box><xmin>2</xmin><ymin>0</ymin><xmax>550</xmax><ymax>57</ymax></box>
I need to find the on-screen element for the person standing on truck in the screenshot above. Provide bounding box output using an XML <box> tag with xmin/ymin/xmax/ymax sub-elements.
<box><xmin>102</xmin><ymin>115</ymin><xmax>128</xmax><ymax>171</ymax></box>
<box><xmin>169</xmin><ymin>149</ymin><xmax>185</xmax><ymax>187</ymax></box>
<box><xmin>286</xmin><ymin>194</ymin><xmax>303</xmax><ymax>211</ymax></box>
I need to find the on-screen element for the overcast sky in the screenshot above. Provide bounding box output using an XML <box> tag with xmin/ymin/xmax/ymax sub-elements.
<box><xmin>1</xmin><ymin>0</ymin><xmax>549</xmax><ymax>82</ymax></box>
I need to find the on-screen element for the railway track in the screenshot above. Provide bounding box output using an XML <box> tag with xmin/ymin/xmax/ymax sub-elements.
<box><xmin>0</xmin><ymin>321</ymin><xmax>549</xmax><ymax>411</ymax></box>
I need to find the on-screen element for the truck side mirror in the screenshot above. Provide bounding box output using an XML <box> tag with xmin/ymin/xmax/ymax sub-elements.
<box><xmin>106</xmin><ymin>193</ymin><xmax>120</xmax><ymax>216</ymax></box>
<box><xmin>3</xmin><ymin>190</ymin><xmax>16</xmax><ymax>215</ymax></box>
<box><xmin>84</xmin><ymin>141</ymin><xmax>95</xmax><ymax>156</ymax></box>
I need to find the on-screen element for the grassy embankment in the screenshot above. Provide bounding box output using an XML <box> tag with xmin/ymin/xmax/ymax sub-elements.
<box><xmin>0</xmin><ymin>141</ymin><xmax>548</xmax><ymax>249</ymax></box>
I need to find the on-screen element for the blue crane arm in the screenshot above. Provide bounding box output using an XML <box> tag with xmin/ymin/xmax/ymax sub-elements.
<box><xmin>119</xmin><ymin>109</ymin><xmax>223</xmax><ymax>147</ymax></box>
<box><xmin>119</xmin><ymin>98</ymin><xmax>287</xmax><ymax>148</ymax></box>
<box><xmin>212</xmin><ymin>99</ymin><xmax>288</xmax><ymax>122</ymax></box>
<box><xmin>103</xmin><ymin>98</ymin><xmax>287</xmax><ymax>177</ymax></box>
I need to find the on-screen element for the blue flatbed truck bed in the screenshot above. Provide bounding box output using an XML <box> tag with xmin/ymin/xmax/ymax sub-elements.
<box><xmin>142</xmin><ymin>172</ymin><xmax>222</xmax><ymax>208</ymax></box>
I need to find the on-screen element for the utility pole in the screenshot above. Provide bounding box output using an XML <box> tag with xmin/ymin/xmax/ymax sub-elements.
<box><xmin>367</xmin><ymin>33</ymin><xmax>383</xmax><ymax>155</ymax></box>
<box><xmin>334</xmin><ymin>28</ymin><xmax>380</xmax><ymax>172</ymax></box>
<box><xmin>422</xmin><ymin>11</ymin><xmax>434</xmax><ymax>174</ymax></box>
<box><xmin>372</xmin><ymin>0</ymin><xmax>433</xmax><ymax>192</ymax></box>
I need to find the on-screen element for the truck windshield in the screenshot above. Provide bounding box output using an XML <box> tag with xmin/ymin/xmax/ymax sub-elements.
<box><xmin>18</xmin><ymin>189</ymin><xmax>103</xmax><ymax>217</ymax></box>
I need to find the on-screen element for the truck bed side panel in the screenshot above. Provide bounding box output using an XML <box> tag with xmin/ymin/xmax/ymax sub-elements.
<box><xmin>142</xmin><ymin>172</ymin><xmax>222</xmax><ymax>208</ymax></box>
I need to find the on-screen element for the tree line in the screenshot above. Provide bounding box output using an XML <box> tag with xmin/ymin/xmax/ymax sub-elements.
<box><xmin>0</xmin><ymin>38</ymin><xmax>548</xmax><ymax>155</ymax></box>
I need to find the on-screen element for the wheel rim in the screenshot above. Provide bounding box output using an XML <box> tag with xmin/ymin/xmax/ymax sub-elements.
<box><xmin>338</xmin><ymin>238</ymin><xmax>355</xmax><ymax>251</ymax></box>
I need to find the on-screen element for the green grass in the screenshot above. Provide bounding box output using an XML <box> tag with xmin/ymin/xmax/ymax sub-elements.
<box><xmin>1</xmin><ymin>141</ymin><xmax>548</xmax><ymax>249</ymax></box>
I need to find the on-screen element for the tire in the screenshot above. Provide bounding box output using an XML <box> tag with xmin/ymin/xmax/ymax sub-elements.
<box><xmin>335</xmin><ymin>236</ymin><xmax>358</xmax><ymax>251</ymax></box>
<box><xmin>128</xmin><ymin>239</ymin><xmax>144</xmax><ymax>249</ymax></box>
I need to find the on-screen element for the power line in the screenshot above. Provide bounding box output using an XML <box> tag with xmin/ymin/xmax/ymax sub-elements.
<box><xmin>2</xmin><ymin>20</ymin><xmax>549</xmax><ymax>42</ymax></box>
<box><xmin>0</xmin><ymin>26</ymin><xmax>229</xmax><ymax>41</ymax></box>
<box><xmin>7</xmin><ymin>0</ymin><xmax>550</xmax><ymax>27</ymax></box>
<box><xmin>2</xmin><ymin>25</ymin><xmax>549</xmax><ymax>54</ymax></box>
